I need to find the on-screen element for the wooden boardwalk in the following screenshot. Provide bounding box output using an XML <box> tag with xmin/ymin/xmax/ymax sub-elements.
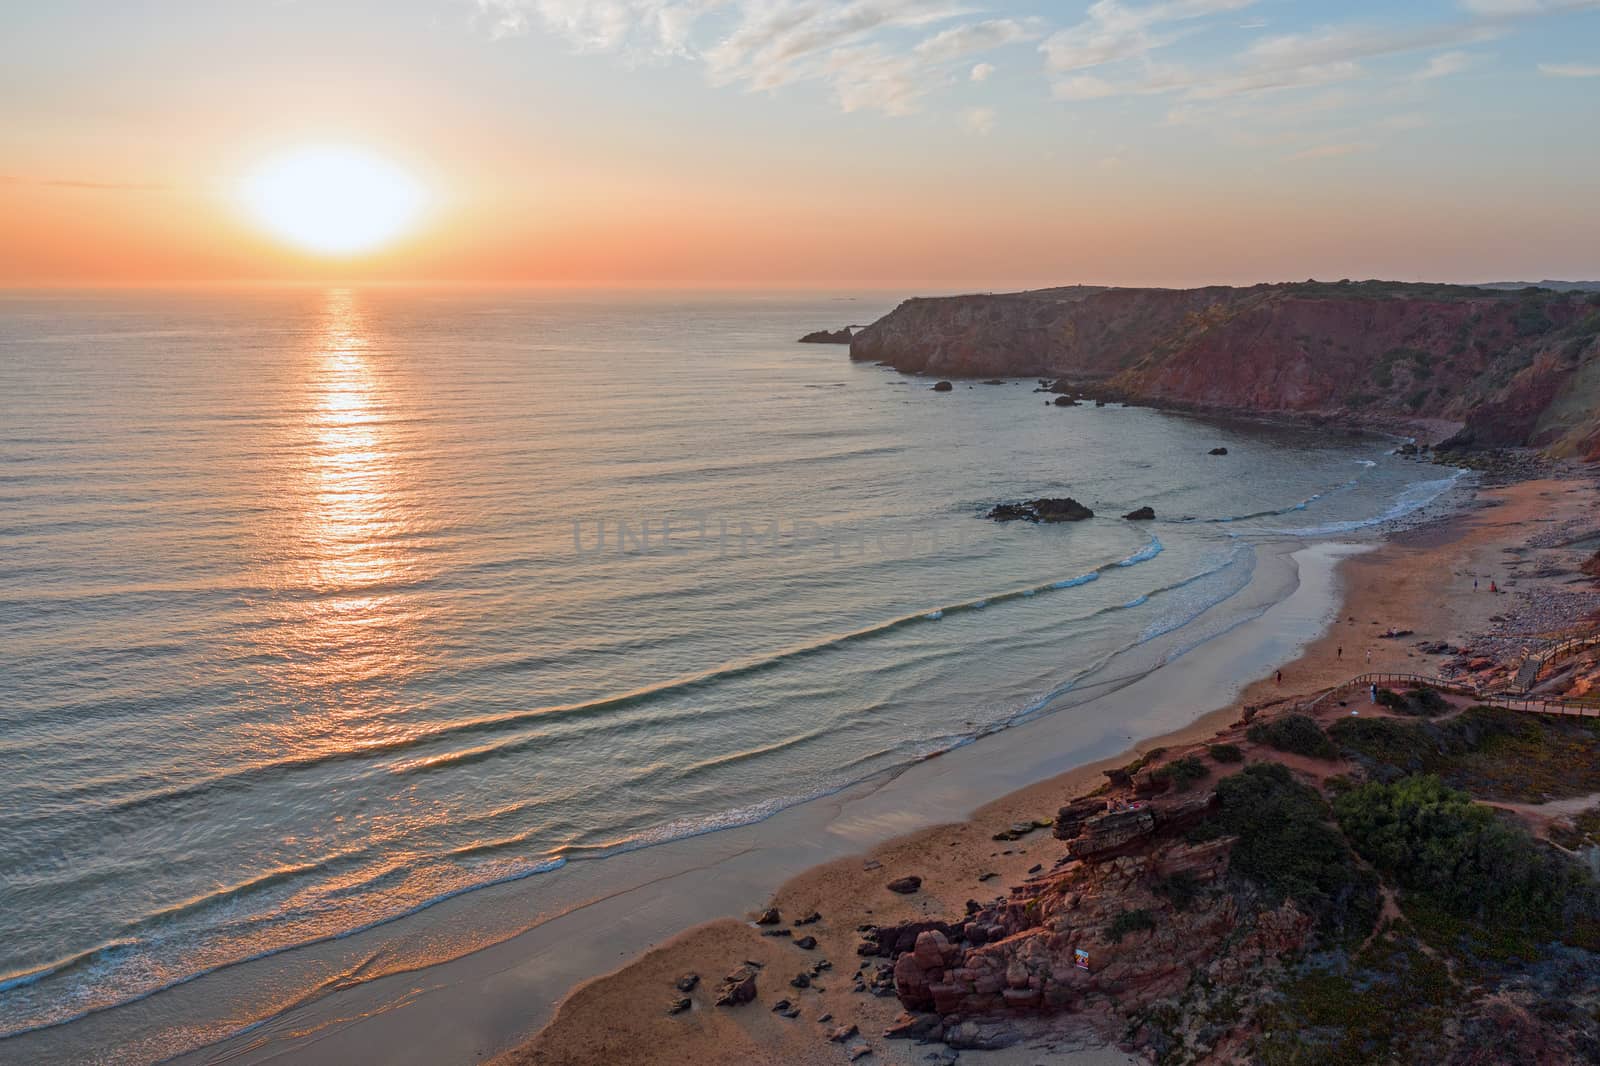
<box><xmin>1303</xmin><ymin>671</ymin><xmax>1600</xmax><ymax>720</ymax></box>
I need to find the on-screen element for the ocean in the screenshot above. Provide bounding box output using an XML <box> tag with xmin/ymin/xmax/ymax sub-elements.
<box><xmin>0</xmin><ymin>288</ymin><xmax>1460</xmax><ymax>1062</ymax></box>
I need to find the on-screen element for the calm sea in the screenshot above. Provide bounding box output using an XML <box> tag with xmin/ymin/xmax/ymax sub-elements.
<box><xmin>0</xmin><ymin>288</ymin><xmax>1458</xmax><ymax>1061</ymax></box>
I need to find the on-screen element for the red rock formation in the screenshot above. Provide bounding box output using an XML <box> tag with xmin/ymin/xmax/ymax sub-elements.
<box><xmin>850</xmin><ymin>282</ymin><xmax>1600</xmax><ymax>454</ymax></box>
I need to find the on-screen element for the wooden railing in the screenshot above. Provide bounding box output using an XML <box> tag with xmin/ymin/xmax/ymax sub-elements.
<box><xmin>1496</xmin><ymin>631</ymin><xmax>1600</xmax><ymax>695</ymax></box>
<box><xmin>1301</xmin><ymin>671</ymin><xmax>1600</xmax><ymax>719</ymax></box>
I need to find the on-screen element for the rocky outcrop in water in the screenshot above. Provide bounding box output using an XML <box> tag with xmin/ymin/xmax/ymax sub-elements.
<box><xmin>799</xmin><ymin>328</ymin><xmax>853</xmax><ymax>344</ymax></box>
<box><xmin>849</xmin><ymin>282</ymin><xmax>1600</xmax><ymax>458</ymax></box>
<box><xmin>988</xmin><ymin>498</ymin><xmax>1094</xmax><ymax>523</ymax></box>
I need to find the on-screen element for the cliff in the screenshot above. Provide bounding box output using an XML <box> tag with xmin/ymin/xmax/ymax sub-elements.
<box><xmin>849</xmin><ymin>282</ymin><xmax>1600</xmax><ymax>458</ymax></box>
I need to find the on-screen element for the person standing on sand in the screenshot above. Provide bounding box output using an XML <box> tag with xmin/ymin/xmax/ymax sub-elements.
<box><xmin>1370</xmin><ymin>683</ymin><xmax>1377</xmax><ymax>704</ymax></box>
<box><xmin>1337</xmin><ymin>646</ymin><xmax>1343</xmax><ymax>660</ymax></box>
<box><xmin>1276</xmin><ymin>669</ymin><xmax>1282</xmax><ymax>684</ymax></box>
<box><xmin>1366</xmin><ymin>648</ymin><xmax>1372</xmax><ymax>665</ymax></box>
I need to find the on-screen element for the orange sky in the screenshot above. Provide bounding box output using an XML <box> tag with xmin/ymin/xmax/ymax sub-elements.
<box><xmin>4</xmin><ymin>1</ymin><xmax>1598</xmax><ymax>288</ymax></box>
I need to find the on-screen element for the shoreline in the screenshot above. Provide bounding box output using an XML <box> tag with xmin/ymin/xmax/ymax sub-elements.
<box><xmin>2</xmin><ymin>461</ymin><xmax>1523</xmax><ymax>1066</ymax></box>
<box><xmin>501</xmin><ymin>472</ymin><xmax>1596</xmax><ymax>1066</ymax></box>
<box><xmin>143</xmin><ymin>530</ymin><xmax>1368</xmax><ymax>1066</ymax></box>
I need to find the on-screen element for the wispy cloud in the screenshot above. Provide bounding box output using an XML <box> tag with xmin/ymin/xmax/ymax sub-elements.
<box><xmin>477</xmin><ymin>1</ymin><xmax>1053</xmax><ymax>114</ymax></box>
<box><xmin>1413</xmin><ymin>50</ymin><xmax>1477</xmax><ymax>79</ymax></box>
<box><xmin>0</xmin><ymin>175</ymin><xmax>165</xmax><ymax>191</ymax></box>
<box><xmin>914</xmin><ymin>17</ymin><xmax>1039</xmax><ymax>61</ymax></box>
<box><xmin>1040</xmin><ymin>0</ymin><xmax>1589</xmax><ymax>104</ymax></box>
<box><xmin>959</xmin><ymin>105</ymin><xmax>996</xmax><ymax>134</ymax></box>
<box><xmin>1041</xmin><ymin>0</ymin><xmax>1256</xmax><ymax>78</ymax></box>
<box><xmin>1539</xmin><ymin>61</ymin><xmax>1600</xmax><ymax>76</ymax></box>
<box><xmin>1286</xmin><ymin>142</ymin><xmax>1366</xmax><ymax>161</ymax></box>
<box><xmin>474</xmin><ymin>0</ymin><xmax>1600</xmax><ymax>121</ymax></box>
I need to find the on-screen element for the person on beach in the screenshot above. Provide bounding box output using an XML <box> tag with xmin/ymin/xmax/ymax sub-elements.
<box><xmin>1491</xmin><ymin>580</ymin><xmax>1498</xmax><ymax>594</ymax></box>
<box><xmin>1370</xmin><ymin>683</ymin><xmax>1377</xmax><ymax>704</ymax></box>
<box><xmin>1366</xmin><ymin>648</ymin><xmax>1372</xmax><ymax>665</ymax></box>
<box><xmin>1276</xmin><ymin>669</ymin><xmax>1282</xmax><ymax>684</ymax></box>
<box><xmin>1337</xmin><ymin>646</ymin><xmax>1343</xmax><ymax>660</ymax></box>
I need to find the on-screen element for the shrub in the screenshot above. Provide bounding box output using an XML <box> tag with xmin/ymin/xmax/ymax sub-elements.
<box><xmin>1152</xmin><ymin>755</ymin><xmax>1210</xmax><ymax>791</ymax></box>
<box><xmin>1208</xmin><ymin>742</ymin><xmax>1244</xmax><ymax>763</ymax></box>
<box><xmin>1212</xmin><ymin>763</ymin><xmax>1378</xmax><ymax>935</ymax></box>
<box><xmin>1333</xmin><ymin>775</ymin><xmax>1575</xmax><ymax>926</ymax></box>
<box><xmin>1374</xmin><ymin>685</ymin><xmax>1449</xmax><ymax>717</ymax></box>
<box><xmin>1248</xmin><ymin>714</ymin><xmax>1338</xmax><ymax>760</ymax></box>
<box><xmin>1106</xmin><ymin>908</ymin><xmax>1157</xmax><ymax>942</ymax></box>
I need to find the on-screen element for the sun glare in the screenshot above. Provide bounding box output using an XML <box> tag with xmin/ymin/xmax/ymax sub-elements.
<box><xmin>242</xmin><ymin>147</ymin><xmax>427</xmax><ymax>256</ymax></box>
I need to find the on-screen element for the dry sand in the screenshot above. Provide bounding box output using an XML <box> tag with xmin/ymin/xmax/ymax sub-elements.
<box><xmin>502</xmin><ymin>476</ymin><xmax>1599</xmax><ymax>1066</ymax></box>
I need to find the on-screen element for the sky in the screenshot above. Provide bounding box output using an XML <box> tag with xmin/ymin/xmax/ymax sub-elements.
<box><xmin>2</xmin><ymin>0</ymin><xmax>1598</xmax><ymax>288</ymax></box>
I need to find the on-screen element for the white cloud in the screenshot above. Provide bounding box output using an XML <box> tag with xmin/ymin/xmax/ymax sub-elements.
<box><xmin>1413</xmin><ymin>50</ymin><xmax>1477</xmax><ymax>79</ymax></box>
<box><xmin>960</xmin><ymin>106</ymin><xmax>996</xmax><ymax>134</ymax></box>
<box><xmin>970</xmin><ymin>61</ymin><xmax>995</xmax><ymax>82</ymax></box>
<box><xmin>477</xmin><ymin>0</ymin><xmax>980</xmax><ymax>114</ymax></box>
<box><xmin>1041</xmin><ymin>0</ymin><xmax>1257</xmax><ymax>77</ymax></box>
<box><xmin>914</xmin><ymin>18</ymin><xmax>1039</xmax><ymax>62</ymax></box>
<box><xmin>1539</xmin><ymin>61</ymin><xmax>1600</xmax><ymax>76</ymax></box>
<box><xmin>1053</xmin><ymin>74</ymin><xmax>1121</xmax><ymax>100</ymax></box>
<box><xmin>1462</xmin><ymin>0</ymin><xmax>1600</xmax><ymax>13</ymax></box>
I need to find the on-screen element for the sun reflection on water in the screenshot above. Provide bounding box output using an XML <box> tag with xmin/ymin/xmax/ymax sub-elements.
<box><xmin>255</xmin><ymin>288</ymin><xmax>435</xmax><ymax>751</ymax></box>
<box><xmin>305</xmin><ymin>289</ymin><xmax>400</xmax><ymax>592</ymax></box>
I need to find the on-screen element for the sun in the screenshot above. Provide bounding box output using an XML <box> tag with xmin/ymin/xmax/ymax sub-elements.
<box><xmin>241</xmin><ymin>147</ymin><xmax>427</xmax><ymax>256</ymax></box>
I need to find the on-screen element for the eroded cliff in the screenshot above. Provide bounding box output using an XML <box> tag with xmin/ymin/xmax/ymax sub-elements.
<box><xmin>849</xmin><ymin>282</ymin><xmax>1600</xmax><ymax>458</ymax></box>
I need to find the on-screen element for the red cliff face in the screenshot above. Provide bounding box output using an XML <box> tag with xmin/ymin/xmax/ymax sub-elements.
<box><xmin>850</xmin><ymin>282</ymin><xmax>1600</xmax><ymax>453</ymax></box>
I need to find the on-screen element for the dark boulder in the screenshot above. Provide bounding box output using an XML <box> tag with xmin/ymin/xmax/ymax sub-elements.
<box><xmin>886</xmin><ymin>875</ymin><xmax>923</xmax><ymax>895</ymax></box>
<box><xmin>932</xmin><ymin>380</ymin><xmax>954</xmax><ymax>392</ymax></box>
<box><xmin>1033</xmin><ymin>497</ymin><xmax>1094</xmax><ymax>522</ymax></box>
<box><xmin>1123</xmin><ymin>506</ymin><xmax>1156</xmax><ymax>521</ymax></box>
<box><xmin>1208</xmin><ymin>447</ymin><xmax>1229</xmax><ymax>455</ymax></box>
<box><xmin>1053</xmin><ymin>395</ymin><xmax>1078</xmax><ymax>407</ymax></box>
<box><xmin>714</xmin><ymin>967</ymin><xmax>758</xmax><ymax>1006</ymax></box>
<box><xmin>987</xmin><ymin>497</ymin><xmax>1093</xmax><ymax>523</ymax></box>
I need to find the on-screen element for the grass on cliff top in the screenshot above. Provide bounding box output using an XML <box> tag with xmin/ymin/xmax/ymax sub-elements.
<box><xmin>1329</xmin><ymin>706</ymin><xmax>1600</xmax><ymax>802</ymax></box>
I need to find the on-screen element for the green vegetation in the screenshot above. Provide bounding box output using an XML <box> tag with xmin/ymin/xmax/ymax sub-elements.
<box><xmin>1252</xmin><ymin>927</ymin><xmax>1463</xmax><ymax>1064</ymax></box>
<box><xmin>1106</xmin><ymin>908</ymin><xmax>1157</xmax><ymax>942</ymax></box>
<box><xmin>1373</xmin><ymin>684</ymin><xmax>1448</xmax><ymax>716</ymax></box>
<box><xmin>1286</xmin><ymin>280</ymin><xmax>1509</xmax><ymax>302</ymax></box>
<box><xmin>1151</xmin><ymin>755</ymin><xmax>1210</xmax><ymax>792</ymax></box>
<box><xmin>1514</xmin><ymin>301</ymin><xmax>1554</xmax><ymax>337</ymax></box>
<box><xmin>1334</xmin><ymin>776</ymin><xmax>1573</xmax><ymax>925</ymax></box>
<box><xmin>1207</xmin><ymin>742</ymin><xmax>1243</xmax><ymax>763</ymax></box>
<box><xmin>1373</xmin><ymin>347</ymin><xmax>1435</xmax><ymax>390</ymax></box>
<box><xmin>1329</xmin><ymin>705</ymin><xmax>1600</xmax><ymax>801</ymax></box>
<box><xmin>1247</xmin><ymin>713</ymin><xmax>1338</xmax><ymax>760</ymax></box>
<box><xmin>1211</xmin><ymin>763</ymin><xmax>1378</xmax><ymax>935</ymax></box>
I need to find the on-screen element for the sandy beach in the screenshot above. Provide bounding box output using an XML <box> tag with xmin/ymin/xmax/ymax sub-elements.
<box><xmin>498</xmin><ymin>472</ymin><xmax>1599</xmax><ymax>1066</ymax></box>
